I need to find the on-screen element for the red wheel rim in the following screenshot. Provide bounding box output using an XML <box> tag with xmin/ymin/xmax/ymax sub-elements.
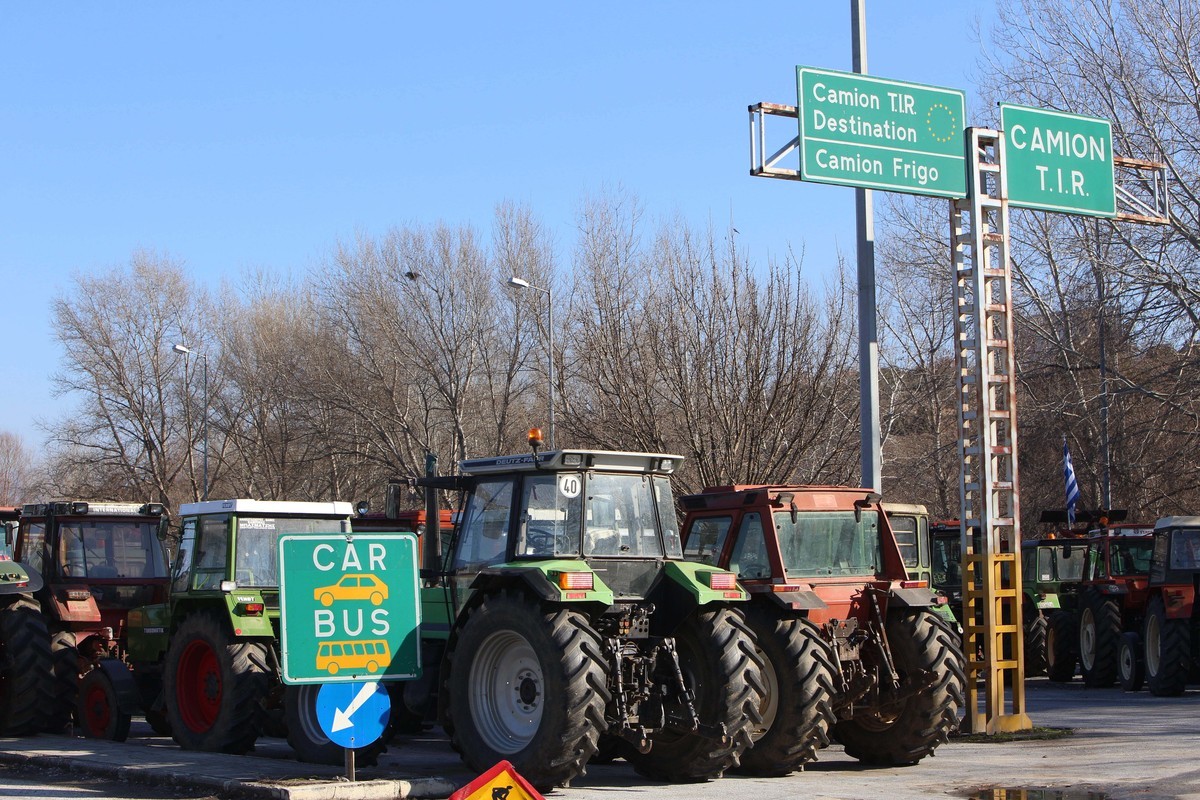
<box><xmin>177</xmin><ymin>639</ymin><xmax>221</xmax><ymax>733</ymax></box>
<box><xmin>82</xmin><ymin>680</ymin><xmax>111</xmax><ymax>736</ymax></box>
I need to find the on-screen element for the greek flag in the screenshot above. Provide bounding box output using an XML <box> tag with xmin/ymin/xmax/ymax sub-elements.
<box><xmin>1063</xmin><ymin>440</ymin><xmax>1081</xmax><ymax>524</ymax></box>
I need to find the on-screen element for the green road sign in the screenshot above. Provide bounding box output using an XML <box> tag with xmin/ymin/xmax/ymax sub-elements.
<box><xmin>1000</xmin><ymin>104</ymin><xmax>1116</xmax><ymax>217</ymax></box>
<box><xmin>278</xmin><ymin>532</ymin><xmax>421</xmax><ymax>685</ymax></box>
<box><xmin>796</xmin><ymin>66</ymin><xmax>966</xmax><ymax>198</ymax></box>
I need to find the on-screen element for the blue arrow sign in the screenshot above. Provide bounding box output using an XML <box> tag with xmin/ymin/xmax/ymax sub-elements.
<box><xmin>316</xmin><ymin>680</ymin><xmax>391</xmax><ymax>749</ymax></box>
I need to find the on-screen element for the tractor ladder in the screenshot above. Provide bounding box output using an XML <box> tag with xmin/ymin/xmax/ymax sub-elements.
<box><xmin>951</xmin><ymin>128</ymin><xmax>1032</xmax><ymax>734</ymax></box>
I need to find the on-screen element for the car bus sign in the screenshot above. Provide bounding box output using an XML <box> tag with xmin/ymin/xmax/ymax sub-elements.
<box><xmin>278</xmin><ymin>532</ymin><xmax>421</xmax><ymax>684</ymax></box>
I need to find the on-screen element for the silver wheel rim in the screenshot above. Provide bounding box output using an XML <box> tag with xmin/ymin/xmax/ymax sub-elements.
<box><xmin>1145</xmin><ymin>614</ymin><xmax>1161</xmax><ymax>677</ymax></box>
<box><xmin>752</xmin><ymin>647</ymin><xmax>779</xmax><ymax>741</ymax></box>
<box><xmin>1119</xmin><ymin>640</ymin><xmax>1133</xmax><ymax>682</ymax></box>
<box><xmin>469</xmin><ymin>629</ymin><xmax>543</xmax><ymax>754</ymax></box>
<box><xmin>1079</xmin><ymin>608</ymin><xmax>1096</xmax><ymax>670</ymax></box>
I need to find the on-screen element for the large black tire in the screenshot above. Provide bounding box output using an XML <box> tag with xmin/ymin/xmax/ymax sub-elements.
<box><xmin>163</xmin><ymin>611</ymin><xmax>271</xmax><ymax>753</ymax></box>
<box><xmin>737</xmin><ymin>607</ymin><xmax>836</xmax><ymax>776</ymax></box>
<box><xmin>1144</xmin><ymin>596</ymin><xmax>1190</xmax><ymax>697</ymax></box>
<box><xmin>1024</xmin><ymin>611</ymin><xmax>1048</xmax><ymax>677</ymax></box>
<box><xmin>47</xmin><ymin>630</ymin><xmax>80</xmax><ymax>733</ymax></box>
<box><xmin>77</xmin><ymin>668</ymin><xmax>132</xmax><ymax>742</ymax></box>
<box><xmin>284</xmin><ymin>684</ymin><xmax>386</xmax><ymax>765</ymax></box>
<box><xmin>1046</xmin><ymin>610</ymin><xmax>1078</xmax><ymax>682</ymax></box>
<box><xmin>0</xmin><ymin>595</ymin><xmax>54</xmax><ymax>735</ymax></box>
<box><xmin>444</xmin><ymin>590</ymin><xmax>609</xmax><ymax>791</ymax></box>
<box><xmin>1079</xmin><ymin>592</ymin><xmax>1121</xmax><ymax>687</ymax></box>
<box><xmin>834</xmin><ymin>609</ymin><xmax>965</xmax><ymax>765</ymax></box>
<box><xmin>1118</xmin><ymin>631</ymin><xmax>1144</xmax><ymax>692</ymax></box>
<box><xmin>624</xmin><ymin>606</ymin><xmax>765</xmax><ymax>782</ymax></box>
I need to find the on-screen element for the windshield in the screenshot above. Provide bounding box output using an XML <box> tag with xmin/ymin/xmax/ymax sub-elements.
<box><xmin>1110</xmin><ymin>539</ymin><xmax>1153</xmax><ymax>576</ymax></box>
<box><xmin>774</xmin><ymin>510</ymin><xmax>881</xmax><ymax>577</ymax></box>
<box><xmin>1033</xmin><ymin>544</ymin><xmax>1085</xmax><ymax>582</ymax></box>
<box><xmin>235</xmin><ymin>515</ymin><xmax>348</xmax><ymax>587</ymax></box>
<box><xmin>58</xmin><ymin>518</ymin><xmax>167</xmax><ymax>579</ymax></box>
<box><xmin>932</xmin><ymin>533</ymin><xmax>962</xmax><ymax>587</ymax></box>
<box><xmin>584</xmin><ymin>473</ymin><xmax>665</xmax><ymax>558</ymax></box>
<box><xmin>1168</xmin><ymin>528</ymin><xmax>1200</xmax><ymax>571</ymax></box>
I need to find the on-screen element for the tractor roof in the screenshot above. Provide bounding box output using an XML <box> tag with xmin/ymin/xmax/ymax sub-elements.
<box><xmin>178</xmin><ymin>499</ymin><xmax>354</xmax><ymax>518</ymax></box>
<box><xmin>459</xmin><ymin>449</ymin><xmax>681</xmax><ymax>476</ymax></box>
<box><xmin>1154</xmin><ymin>516</ymin><xmax>1200</xmax><ymax>530</ymax></box>
<box><xmin>22</xmin><ymin>501</ymin><xmax>164</xmax><ymax>518</ymax></box>
<box><xmin>681</xmin><ymin>484</ymin><xmax>880</xmax><ymax>512</ymax></box>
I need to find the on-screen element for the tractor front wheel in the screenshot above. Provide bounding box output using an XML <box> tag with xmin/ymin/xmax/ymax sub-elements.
<box><xmin>1118</xmin><ymin>631</ymin><xmax>1144</xmax><ymax>692</ymax></box>
<box><xmin>1046</xmin><ymin>611</ymin><xmax>1078</xmax><ymax>682</ymax></box>
<box><xmin>47</xmin><ymin>630</ymin><xmax>80</xmax><ymax>733</ymax></box>
<box><xmin>736</xmin><ymin>607</ymin><xmax>836</xmax><ymax>777</ymax></box>
<box><xmin>834</xmin><ymin>610</ymin><xmax>965</xmax><ymax>765</ymax></box>
<box><xmin>1079</xmin><ymin>593</ymin><xmax>1121</xmax><ymax>687</ymax></box>
<box><xmin>1144</xmin><ymin>596</ymin><xmax>1190</xmax><ymax>697</ymax></box>
<box><xmin>1024</xmin><ymin>612</ymin><xmax>1048</xmax><ymax>677</ymax></box>
<box><xmin>77</xmin><ymin>667</ymin><xmax>131</xmax><ymax>741</ymax></box>
<box><xmin>444</xmin><ymin>590</ymin><xmax>608</xmax><ymax>791</ymax></box>
<box><xmin>0</xmin><ymin>596</ymin><xmax>53</xmax><ymax>735</ymax></box>
<box><xmin>284</xmin><ymin>684</ymin><xmax>386</xmax><ymax>765</ymax></box>
<box><xmin>624</xmin><ymin>606</ymin><xmax>765</xmax><ymax>782</ymax></box>
<box><xmin>164</xmin><ymin>612</ymin><xmax>271</xmax><ymax>753</ymax></box>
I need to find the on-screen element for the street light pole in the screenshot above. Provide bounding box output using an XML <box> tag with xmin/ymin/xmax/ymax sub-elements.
<box><xmin>509</xmin><ymin>276</ymin><xmax>555</xmax><ymax>450</ymax></box>
<box><xmin>173</xmin><ymin>343</ymin><xmax>209</xmax><ymax>501</ymax></box>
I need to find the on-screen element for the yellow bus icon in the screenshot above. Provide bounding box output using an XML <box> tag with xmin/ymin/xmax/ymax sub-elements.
<box><xmin>314</xmin><ymin>573</ymin><xmax>389</xmax><ymax>606</ymax></box>
<box><xmin>316</xmin><ymin>639</ymin><xmax>390</xmax><ymax>675</ymax></box>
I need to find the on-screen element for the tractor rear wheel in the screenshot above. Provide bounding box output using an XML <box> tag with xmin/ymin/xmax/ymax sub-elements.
<box><xmin>736</xmin><ymin>607</ymin><xmax>836</xmax><ymax>777</ymax></box>
<box><xmin>1046</xmin><ymin>610</ymin><xmax>1078</xmax><ymax>682</ymax></box>
<box><xmin>164</xmin><ymin>611</ymin><xmax>271</xmax><ymax>753</ymax></box>
<box><xmin>1079</xmin><ymin>593</ymin><xmax>1121</xmax><ymax>687</ymax></box>
<box><xmin>47</xmin><ymin>629</ymin><xmax>80</xmax><ymax>733</ymax></box>
<box><xmin>284</xmin><ymin>684</ymin><xmax>386</xmax><ymax>765</ymax></box>
<box><xmin>77</xmin><ymin>667</ymin><xmax>131</xmax><ymax>741</ymax></box>
<box><xmin>1024</xmin><ymin>612</ymin><xmax>1048</xmax><ymax>677</ymax></box>
<box><xmin>0</xmin><ymin>595</ymin><xmax>53</xmax><ymax>735</ymax></box>
<box><xmin>1145</xmin><ymin>596</ymin><xmax>1190</xmax><ymax>697</ymax></box>
<box><xmin>625</xmin><ymin>606</ymin><xmax>765</xmax><ymax>782</ymax></box>
<box><xmin>444</xmin><ymin>590</ymin><xmax>608</xmax><ymax>791</ymax></box>
<box><xmin>1118</xmin><ymin>631</ymin><xmax>1144</xmax><ymax>692</ymax></box>
<box><xmin>834</xmin><ymin>610</ymin><xmax>965</xmax><ymax>765</ymax></box>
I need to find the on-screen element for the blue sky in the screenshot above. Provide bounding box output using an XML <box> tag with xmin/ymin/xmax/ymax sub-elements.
<box><xmin>0</xmin><ymin>2</ymin><xmax>994</xmax><ymax>448</ymax></box>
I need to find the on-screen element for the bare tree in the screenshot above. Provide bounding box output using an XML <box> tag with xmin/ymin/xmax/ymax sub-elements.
<box><xmin>0</xmin><ymin>431</ymin><xmax>34</xmax><ymax>505</ymax></box>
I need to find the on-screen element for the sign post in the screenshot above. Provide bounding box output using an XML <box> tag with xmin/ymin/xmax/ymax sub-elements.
<box><xmin>278</xmin><ymin>532</ymin><xmax>421</xmax><ymax>685</ymax></box>
<box><xmin>1000</xmin><ymin>103</ymin><xmax>1116</xmax><ymax>217</ymax></box>
<box><xmin>796</xmin><ymin>66</ymin><xmax>967</xmax><ymax>198</ymax></box>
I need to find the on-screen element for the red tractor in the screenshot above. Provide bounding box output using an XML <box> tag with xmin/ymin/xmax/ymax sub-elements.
<box><xmin>680</xmin><ymin>484</ymin><xmax>964</xmax><ymax>771</ymax></box>
<box><xmin>15</xmin><ymin>501</ymin><xmax>171</xmax><ymax>737</ymax></box>
<box><xmin>1139</xmin><ymin>517</ymin><xmax>1200</xmax><ymax>696</ymax></box>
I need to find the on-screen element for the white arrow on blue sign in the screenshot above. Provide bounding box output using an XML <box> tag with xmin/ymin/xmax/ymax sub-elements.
<box><xmin>316</xmin><ymin>680</ymin><xmax>391</xmax><ymax>749</ymax></box>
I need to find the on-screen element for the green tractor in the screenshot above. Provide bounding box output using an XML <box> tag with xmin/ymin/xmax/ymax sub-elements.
<box><xmin>124</xmin><ymin>499</ymin><xmax>363</xmax><ymax>761</ymax></box>
<box><xmin>0</xmin><ymin>505</ymin><xmax>54</xmax><ymax>735</ymax></box>
<box><xmin>408</xmin><ymin>444</ymin><xmax>764</xmax><ymax>791</ymax></box>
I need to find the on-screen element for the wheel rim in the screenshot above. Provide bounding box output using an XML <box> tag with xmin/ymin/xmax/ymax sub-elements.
<box><xmin>82</xmin><ymin>677</ymin><xmax>112</xmax><ymax>736</ymax></box>
<box><xmin>177</xmin><ymin>639</ymin><xmax>221</xmax><ymax>733</ymax></box>
<box><xmin>1145</xmin><ymin>613</ymin><xmax>1161</xmax><ymax>677</ymax></box>
<box><xmin>1119</xmin><ymin>641</ymin><xmax>1133</xmax><ymax>682</ymax></box>
<box><xmin>752</xmin><ymin>647</ymin><xmax>779</xmax><ymax>741</ymax></box>
<box><xmin>1079</xmin><ymin>608</ymin><xmax>1096</xmax><ymax>670</ymax></box>
<box><xmin>469</xmin><ymin>629</ymin><xmax>544</xmax><ymax>754</ymax></box>
<box><xmin>1046</xmin><ymin>625</ymin><xmax>1058</xmax><ymax>668</ymax></box>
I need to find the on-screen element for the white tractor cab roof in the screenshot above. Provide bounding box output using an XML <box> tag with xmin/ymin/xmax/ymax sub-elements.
<box><xmin>460</xmin><ymin>449</ymin><xmax>683</xmax><ymax>476</ymax></box>
<box><xmin>23</xmin><ymin>501</ymin><xmax>165</xmax><ymax>517</ymax></box>
<box><xmin>178</xmin><ymin>499</ymin><xmax>354</xmax><ymax>518</ymax></box>
<box><xmin>881</xmin><ymin>502</ymin><xmax>928</xmax><ymax>516</ymax></box>
<box><xmin>1154</xmin><ymin>516</ymin><xmax>1200</xmax><ymax>529</ymax></box>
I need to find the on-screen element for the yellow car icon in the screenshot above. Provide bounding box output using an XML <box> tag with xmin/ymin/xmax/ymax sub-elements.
<box><xmin>314</xmin><ymin>573</ymin><xmax>389</xmax><ymax>607</ymax></box>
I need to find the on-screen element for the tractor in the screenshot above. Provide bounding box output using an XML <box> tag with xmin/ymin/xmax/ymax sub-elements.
<box><xmin>14</xmin><ymin>500</ymin><xmax>171</xmax><ymax>737</ymax></box>
<box><xmin>122</xmin><ymin>498</ymin><xmax>371</xmax><ymax>762</ymax></box>
<box><xmin>1139</xmin><ymin>516</ymin><xmax>1200</xmax><ymax>696</ymax></box>
<box><xmin>0</xmin><ymin>505</ymin><xmax>53</xmax><ymax>736</ymax></box>
<box><xmin>680</xmin><ymin>484</ymin><xmax>964</xmax><ymax>770</ymax></box>
<box><xmin>1020</xmin><ymin>531</ymin><xmax>1086</xmax><ymax>679</ymax></box>
<box><xmin>407</xmin><ymin>440</ymin><xmax>764</xmax><ymax>791</ymax></box>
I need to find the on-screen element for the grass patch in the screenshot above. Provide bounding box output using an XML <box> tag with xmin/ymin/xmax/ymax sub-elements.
<box><xmin>952</xmin><ymin>726</ymin><xmax>1074</xmax><ymax>743</ymax></box>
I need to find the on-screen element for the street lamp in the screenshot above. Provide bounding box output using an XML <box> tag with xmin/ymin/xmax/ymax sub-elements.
<box><xmin>173</xmin><ymin>343</ymin><xmax>209</xmax><ymax>501</ymax></box>
<box><xmin>509</xmin><ymin>276</ymin><xmax>555</xmax><ymax>450</ymax></box>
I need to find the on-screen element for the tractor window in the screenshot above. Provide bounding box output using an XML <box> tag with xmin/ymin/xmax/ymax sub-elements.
<box><xmin>1168</xmin><ymin>528</ymin><xmax>1200</xmax><ymax>570</ymax></box>
<box><xmin>776</xmin><ymin>510</ymin><xmax>882</xmax><ymax>577</ymax></box>
<box><xmin>584</xmin><ymin>474</ymin><xmax>663</xmax><ymax>558</ymax></box>
<box><xmin>653</xmin><ymin>477</ymin><xmax>683</xmax><ymax>558</ymax></box>
<box><xmin>59</xmin><ymin>523</ymin><xmax>87</xmax><ymax>577</ymax></box>
<box><xmin>729</xmin><ymin>513</ymin><xmax>771</xmax><ymax>579</ymax></box>
<box><xmin>233</xmin><ymin>516</ymin><xmax>345</xmax><ymax>587</ymax></box>
<box><xmin>517</xmin><ymin>474</ymin><xmax>582</xmax><ymax>557</ymax></box>
<box><xmin>890</xmin><ymin>515</ymin><xmax>920</xmax><ymax>569</ymax></box>
<box><xmin>173</xmin><ymin>519</ymin><xmax>196</xmax><ymax>593</ymax></box>
<box><xmin>932</xmin><ymin>534</ymin><xmax>961</xmax><ymax>588</ymax></box>
<box><xmin>1059</xmin><ymin>546</ymin><xmax>1085</xmax><ymax>580</ymax></box>
<box><xmin>1110</xmin><ymin>540</ymin><xmax>1153</xmax><ymax>576</ymax></box>
<box><xmin>453</xmin><ymin>478</ymin><xmax>515</xmax><ymax>570</ymax></box>
<box><xmin>18</xmin><ymin>522</ymin><xmax>46</xmax><ymax>573</ymax></box>
<box><xmin>683</xmin><ymin>516</ymin><xmax>733</xmax><ymax>566</ymax></box>
<box><xmin>193</xmin><ymin>516</ymin><xmax>230</xmax><ymax>590</ymax></box>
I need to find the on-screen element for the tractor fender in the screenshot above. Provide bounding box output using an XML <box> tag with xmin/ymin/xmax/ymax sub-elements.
<box><xmin>467</xmin><ymin>564</ymin><xmax>615</xmax><ymax>606</ymax></box>
<box><xmin>43</xmin><ymin>583</ymin><xmax>102</xmax><ymax>624</ymax></box>
<box><xmin>762</xmin><ymin>589</ymin><xmax>829</xmax><ymax>613</ymax></box>
<box><xmin>95</xmin><ymin>657</ymin><xmax>143</xmax><ymax>716</ymax></box>
<box><xmin>0</xmin><ymin>562</ymin><xmax>42</xmax><ymax>594</ymax></box>
<box><xmin>888</xmin><ymin>586</ymin><xmax>939</xmax><ymax>608</ymax></box>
